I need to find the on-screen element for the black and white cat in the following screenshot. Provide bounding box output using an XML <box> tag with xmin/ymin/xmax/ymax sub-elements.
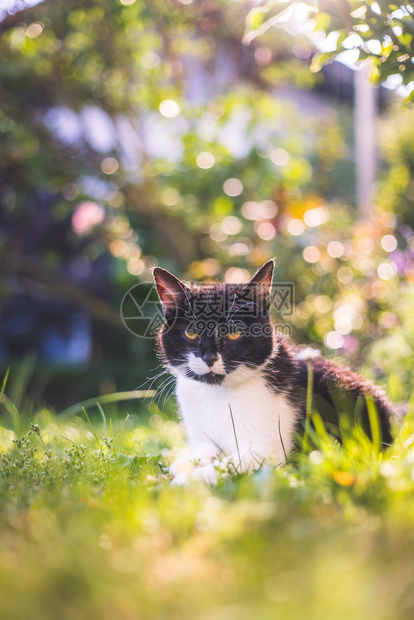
<box><xmin>153</xmin><ymin>260</ymin><xmax>393</xmax><ymax>483</ymax></box>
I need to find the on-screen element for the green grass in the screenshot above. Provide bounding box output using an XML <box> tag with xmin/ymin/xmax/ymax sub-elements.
<box><xmin>1</xmin><ymin>392</ymin><xmax>414</xmax><ymax>620</ymax></box>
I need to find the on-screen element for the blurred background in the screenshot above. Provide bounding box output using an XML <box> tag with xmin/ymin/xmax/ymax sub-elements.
<box><xmin>1</xmin><ymin>0</ymin><xmax>413</xmax><ymax>413</ymax></box>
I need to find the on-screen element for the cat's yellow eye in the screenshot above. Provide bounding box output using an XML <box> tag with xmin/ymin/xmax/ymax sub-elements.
<box><xmin>185</xmin><ymin>331</ymin><xmax>199</xmax><ymax>341</ymax></box>
<box><xmin>227</xmin><ymin>332</ymin><xmax>241</xmax><ymax>341</ymax></box>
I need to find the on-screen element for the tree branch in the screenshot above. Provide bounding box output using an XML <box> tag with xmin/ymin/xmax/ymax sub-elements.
<box><xmin>2</xmin><ymin>251</ymin><xmax>122</xmax><ymax>328</ymax></box>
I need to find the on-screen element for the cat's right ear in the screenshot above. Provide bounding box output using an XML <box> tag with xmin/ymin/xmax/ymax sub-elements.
<box><xmin>153</xmin><ymin>267</ymin><xmax>189</xmax><ymax>318</ymax></box>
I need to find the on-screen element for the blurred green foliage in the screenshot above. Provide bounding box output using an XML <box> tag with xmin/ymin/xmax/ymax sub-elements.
<box><xmin>364</xmin><ymin>284</ymin><xmax>414</xmax><ymax>403</ymax></box>
<box><xmin>246</xmin><ymin>1</ymin><xmax>414</xmax><ymax>102</ymax></box>
<box><xmin>378</xmin><ymin>102</ymin><xmax>414</xmax><ymax>227</ymax></box>
<box><xmin>0</xmin><ymin>0</ymin><xmax>413</xmax><ymax>408</ymax></box>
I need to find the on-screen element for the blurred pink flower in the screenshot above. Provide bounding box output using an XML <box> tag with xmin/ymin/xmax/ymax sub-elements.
<box><xmin>342</xmin><ymin>335</ymin><xmax>359</xmax><ymax>354</ymax></box>
<box><xmin>72</xmin><ymin>201</ymin><xmax>105</xmax><ymax>236</ymax></box>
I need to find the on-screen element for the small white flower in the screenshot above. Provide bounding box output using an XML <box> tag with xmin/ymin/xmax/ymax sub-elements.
<box><xmin>309</xmin><ymin>450</ymin><xmax>323</xmax><ymax>465</ymax></box>
<box><xmin>296</xmin><ymin>347</ymin><xmax>321</xmax><ymax>361</ymax></box>
<box><xmin>380</xmin><ymin>462</ymin><xmax>396</xmax><ymax>478</ymax></box>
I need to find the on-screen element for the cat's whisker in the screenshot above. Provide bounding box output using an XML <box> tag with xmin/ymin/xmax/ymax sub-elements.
<box><xmin>162</xmin><ymin>381</ymin><xmax>177</xmax><ymax>410</ymax></box>
<box><xmin>148</xmin><ymin>374</ymin><xmax>175</xmax><ymax>406</ymax></box>
<box><xmin>155</xmin><ymin>377</ymin><xmax>175</xmax><ymax>408</ymax></box>
<box><xmin>134</xmin><ymin>366</ymin><xmax>167</xmax><ymax>391</ymax></box>
<box><xmin>142</xmin><ymin>365</ymin><xmax>169</xmax><ymax>383</ymax></box>
<box><xmin>225</xmin><ymin>362</ymin><xmax>262</xmax><ymax>381</ymax></box>
<box><xmin>153</xmin><ymin>384</ymin><xmax>173</xmax><ymax>409</ymax></box>
<box><xmin>145</xmin><ymin>370</ymin><xmax>171</xmax><ymax>395</ymax></box>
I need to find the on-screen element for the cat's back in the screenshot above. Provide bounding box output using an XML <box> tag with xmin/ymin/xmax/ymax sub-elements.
<box><xmin>264</xmin><ymin>334</ymin><xmax>393</xmax><ymax>446</ymax></box>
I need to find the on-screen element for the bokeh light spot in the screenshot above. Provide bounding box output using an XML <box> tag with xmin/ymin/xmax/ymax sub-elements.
<box><xmin>337</xmin><ymin>266</ymin><xmax>353</xmax><ymax>284</ymax></box>
<box><xmin>141</xmin><ymin>52</ymin><xmax>161</xmax><ymax>69</ymax></box>
<box><xmin>327</xmin><ymin>241</ymin><xmax>344</xmax><ymax>258</ymax></box>
<box><xmin>160</xmin><ymin>187</ymin><xmax>180</xmax><ymax>207</ymax></box>
<box><xmin>377</xmin><ymin>262</ymin><xmax>395</xmax><ymax>280</ymax></box>
<box><xmin>159</xmin><ymin>99</ymin><xmax>180</xmax><ymax>118</ymax></box>
<box><xmin>241</xmin><ymin>201</ymin><xmax>259</xmax><ymax>220</ymax></box>
<box><xmin>202</xmin><ymin>258</ymin><xmax>221</xmax><ymax>276</ymax></box>
<box><xmin>254</xmin><ymin>47</ymin><xmax>272</xmax><ymax>65</ymax></box>
<box><xmin>127</xmin><ymin>258</ymin><xmax>145</xmax><ymax>275</ymax></box>
<box><xmin>209</xmin><ymin>223</ymin><xmax>227</xmax><ymax>242</ymax></box>
<box><xmin>223</xmin><ymin>178</ymin><xmax>243</xmax><ymax>197</ymax></box>
<box><xmin>230</xmin><ymin>242</ymin><xmax>250</xmax><ymax>256</ymax></box>
<box><xmin>357</xmin><ymin>237</ymin><xmax>374</xmax><ymax>255</ymax></box>
<box><xmin>381</xmin><ymin>212</ymin><xmax>396</xmax><ymax>228</ymax></box>
<box><xmin>303</xmin><ymin>246</ymin><xmax>320</xmax><ymax>263</ymax></box>
<box><xmin>259</xmin><ymin>200</ymin><xmax>278</xmax><ymax>218</ymax></box>
<box><xmin>224</xmin><ymin>268</ymin><xmax>250</xmax><ymax>283</ymax></box>
<box><xmin>304</xmin><ymin>207</ymin><xmax>329</xmax><ymax>227</ymax></box>
<box><xmin>314</xmin><ymin>295</ymin><xmax>331</xmax><ymax>313</ymax></box>
<box><xmin>324</xmin><ymin>331</ymin><xmax>344</xmax><ymax>350</ymax></box>
<box><xmin>26</xmin><ymin>23</ymin><xmax>43</xmax><ymax>38</ymax></box>
<box><xmin>91</xmin><ymin>82</ymin><xmax>110</xmax><ymax>98</ymax></box>
<box><xmin>371</xmin><ymin>280</ymin><xmax>388</xmax><ymax>298</ymax></box>
<box><xmin>72</xmin><ymin>202</ymin><xmax>105</xmax><ymax>236</ymax></box>
<box><xmin>110</xmin><ymin>239</ymin><xmax>128</xmax><ymax>258</ymax></box>
<box><xmin>287</xmin><ymin>219</ymin><xmax>304</xmax><ymax>236</ymax></box>
<box><xmin>270</xmin><ymin>148</ymin><xmax>289</xmax><ymax>166</ymax></box>
<box><xmin>196</xmin><ymin>152</ymin><xmax>215</xmax><ymax>169</ymax></box>
<box><xmin>101</xmin><ymin>157</ymin><xmax>119</xmax><ymax>175</ymax></box>
<box><xmin>62</xmin><ymin>183</ymin><xmax>79</xmax><ymax>200</ymax></box>
<box><xmin>256</xmin><ymin>221</ymin><xmax>276</xmax><ymax>240</ymax></box>
<box><xmin>222</xmin><ymin>216</ymin><xmax>242</xmax><ymax>235</ymax></box>
<box><xmin>334</xmin><ymin>315</ymin><xmax>353</xmax><ymax>335</ymax></box>
<box><xmin>378</xmin><ymin>312</ymin><xmax>397</xmax><ymax>329</ymax></box>
<box><xmin>381</xmin><ymin>235</ymin><xmax>398</xmax><ymax>252</ymax></box>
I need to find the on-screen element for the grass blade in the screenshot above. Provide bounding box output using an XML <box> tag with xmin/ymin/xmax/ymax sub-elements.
<box><xmin>1</xmin><ymin>393</ymin><xmax>22</xmax><ymax>434</ymax></box>
<box><xmin>229</xmin><ymin>404</ymin><xmax>241</xmax><ymax>471</ymax></box>
<box><xmin>366</xmin><ymin>395</ymin><xmax>382</xmax><ymax>452</ymax></box>
<box><xmin>9</xmin><ymin>356</ymin><xmax>36</xmax><ymax>412</ymax></box>
<box><xmin>303</xmin><ymin>359</ymin><xmax>314</xmax><ymax>453</ymax></box>
<box><xmin>82</xmin><ymin>407</ymin><xmax>101</xmax><ymax>448</ymax></box>
<box><xmin>0</xmin><ymin>366</ymin><xmax>10</xmax><ymax>407</ymax></box>
<box><xmin>96</xmin><ymin>402</ymin><xmax>107</xmax><ymax>439</ymax></box>
<box><xmin>278</xmin><ymin>415</ymin><xmax>289</xmax><ymax>464</ymax></box>
<box><xmin>58</xmin><ymin>390</ymin><xmax>155</xmax><ymax>419</ymax></box>
<box><xmin>43</xmin><ymin>430</ymin><xmax>79</xmax><ymax>447</ymax></box>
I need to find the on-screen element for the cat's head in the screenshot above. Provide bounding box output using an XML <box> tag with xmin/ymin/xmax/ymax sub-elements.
<box><xmin>153</xmin><ymin>261</ymin><xmax>275</xmax><ymax>385</ymax></box>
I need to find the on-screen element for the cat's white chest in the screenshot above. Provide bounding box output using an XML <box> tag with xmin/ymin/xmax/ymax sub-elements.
<box><xmin>175</xmin><ymin>371</ymin><xmax>297</xmax><ymax>470</ymax></box>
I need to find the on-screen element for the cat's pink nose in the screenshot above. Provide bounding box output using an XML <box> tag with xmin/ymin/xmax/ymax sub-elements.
<box><xmin>202</xmin><ymin>352</ymin><xmax>219</xmax><ymax>367</ymax></box>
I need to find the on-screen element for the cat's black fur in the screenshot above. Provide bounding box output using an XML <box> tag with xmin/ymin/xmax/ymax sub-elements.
<box><xmin>264</xmin><ymin>335</ymin><xmax>393</xmax><ymax>446</ymax></box>
<box><xmin>154</xmin><ymin>260</ymin><xmax>394</xmax><ymax>448</ymax></box>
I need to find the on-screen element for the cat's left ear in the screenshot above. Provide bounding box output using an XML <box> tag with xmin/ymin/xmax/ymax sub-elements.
<box><xmin>247</xmin><ymin>259</ymin><xmax>274</xmax><ymax>299</ymax></box>
<box><xmin>153</xmin><ymin>267</ymin><xmax>190</xmax><ymax>319</ymax></box>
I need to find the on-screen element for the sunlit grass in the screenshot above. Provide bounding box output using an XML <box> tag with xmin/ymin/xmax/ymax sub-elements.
<box><xmin>1</xmin><ymin>390</ymin><xmax>414</xmax><ymax>620</ymax></box>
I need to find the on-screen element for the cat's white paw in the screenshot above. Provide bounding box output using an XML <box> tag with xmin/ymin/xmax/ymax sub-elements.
<box><xmin>169</xmin><ymin>453</ymin><xmax>196</xmax><ymax>478</ymax></box>
<box><xmin>191</xmin><ymin>463</ymin><xmax>218</xmax><ymax>485</ymax></box>
<box><xmin>169</xmin><ymin>449</ymin><xmax>220</xmax><ymax>485</ymax></box>
<box><xmin>171</xmin><ymin>471</ymin><xmax>191</xmax><ymax>486</ymax></box>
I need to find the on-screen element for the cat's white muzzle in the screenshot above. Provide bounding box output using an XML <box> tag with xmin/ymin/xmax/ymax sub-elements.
<box><xmin>187</xmin><ymin>352</ymin><xmax>226</xmax><ymax>376</ymax></box>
